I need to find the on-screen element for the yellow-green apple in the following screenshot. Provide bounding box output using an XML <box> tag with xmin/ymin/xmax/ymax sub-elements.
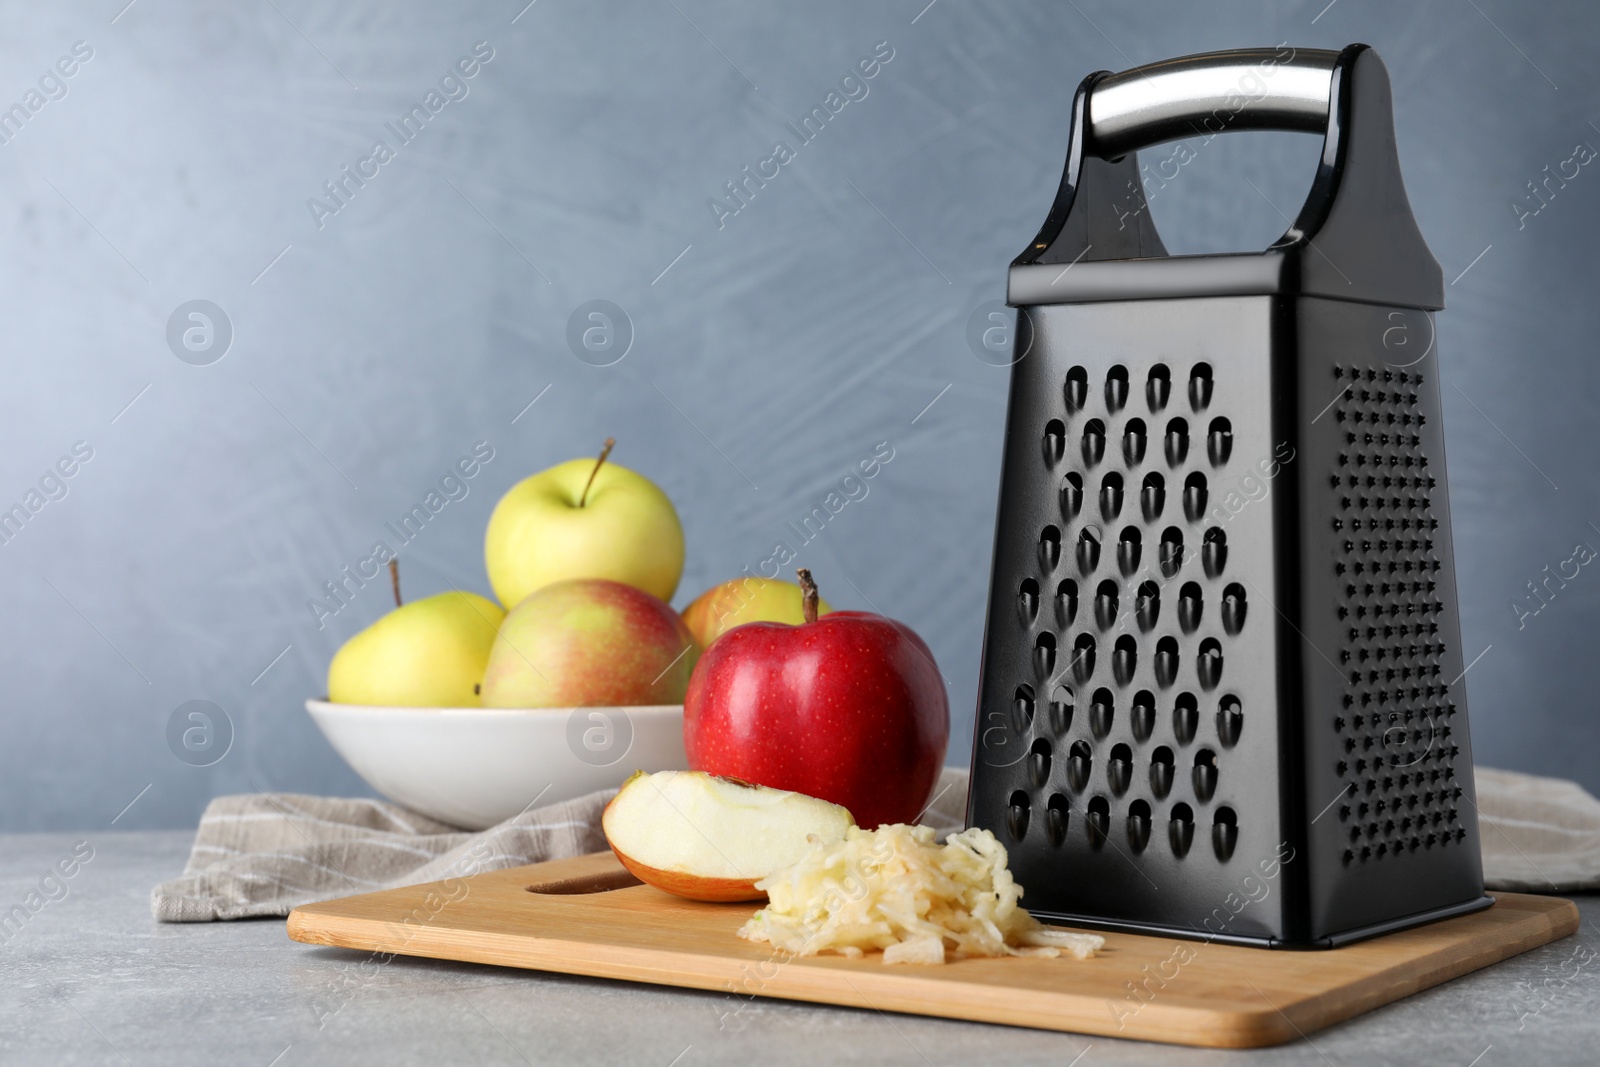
<box><xmin>484</xmin><ymin>439</ymin><xmax>684</xmax><ymax>609</ymax></box>
<box><xmin>328</xmin><ymin>580</ymin><xmax>503</xmax><ymax>706</ymax></box>
<box><xmin>479</xmin><ymin>578</ymin><xmax>698</xmax><ymax>707</ymax></box>
<box><xmin>602</xmin><ymin>769</ymin><xmax>853</xmax><ymax>901</ymax></box>
<box><xmin>683</xmin><ymin>569</ymin><xmax>949</xmax><ymax>828</ymax></box>
<box><xmin>681</xmin><ymin>575</ymin><xmax>834</xmax><ymax>649</ymax></box>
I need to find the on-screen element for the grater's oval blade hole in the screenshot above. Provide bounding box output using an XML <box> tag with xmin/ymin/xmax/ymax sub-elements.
<box><xmin>1068</xmin><ymin>740</ymin><xmax>1093</xmax><ymax>791</ymax></box>
<box><xmin>1159</xmin><ymin>527</ymin><xmax>1185</xmax><ymax>578</ymax></box>
<box><xmin>1127</xmin><ymin>798</ymin><xmax>1152</xmax><ymax>852</ymax></box>
<box><xmin>1099</xmin><ymin>471</ymin><xmax>1124</xmax><ymax>520</ymax></box>
<box><xmin>1122</xmin><ymin>417</ymin><xmax>1148</xmax><ymax>466</ymax></box>
<box><xmin>1112</xmin><ymin>634</ymin><xmax>1138</xmax><ymax>687</ymax></box>
<box><xmin>1140</xmin><ymin>471</ymin><xmax>1166</xmax><ymax>521</ymax></box>
<box><xmin>1060</xmin><ymin>471</ymin><xmax>1084</xmax><ymax>520</ymax></box>
<box><xmin>1033</xmin><ymin>632</ymin><xmax>1057</xmax><ymax>680</ymax></box>
<box><xmin>1087</xmin><ymin>795</ymin><xmax>1111</xmax><ymax>847</ymax></box>
<box><xmin>1117</xmin><ymin>526</ymin><xmax>1143</xmax><ymax>577</ymax></box>
<box><xmin>1075</xmin><ymin>526</ymin><xmax>1102</xmax><ymax>575</ymax></box>
<box><xmin>1039</xmin><ymin>525</ymin><xmax>1061</xmax><ymax>572</ymax></box>
<box><xmin>1165</xmin><ymin>417</ymin><xmax>1190</xmax><ymax>466</ymax></box>
<box><xmin>1201</xmin><ymin>527</ymin><xmax>1228</xmax><ymax>577</ymax></box>
<box><xmin>1131</xmin><ymin>689</ymin><xmax>1156</xmax><ymax>741</ymax></box>
<box><xmin>1094</xmin><ymin>579</ymin><xmax>1120</xmax><ymax>630</ymax></box>
<box><xmin>1072</xmin><ymin>633</ymin><xmax>1097</xmax><ymax>683</ymax></box>
<box><xmin>1012</xmin><ymin>684</ymin><xmax>1035</xmax><ymax>732</ymax></box>
<box><xmin>1017</xmin><ymin>577</ymin><xmax>1040</xmax><ymax>627</ymax></box>
<box><xmin>1221</xmin><ymin>582</ymin><xmax>1247</xmax><ymax>635</ymax></box>
<box><xmin>1193</xmin><ymin>748</ymin><xmax>1219</xmax><ymax>802</ymax></box>
<box><xmin>1043</xmin><ymin>419</ymin><xmax>1066</xmax><ymax>465</ymax></box>
<box><xmin>1207</xmin><ymin>417</ymin><xmax>1233</xmax><ymax>467</ymax></box>
<box><xmin>1108</xmin><ymin>742</ymin><xmax>1133</xmax><ymax>795</ymax></box>
<box><xmin>1028</xmin><ymin>737</ymin><xmax>1053</xmax><ymax>789</ymax></box>
<box><xmin>1146</xmin><ymin>364</ymin><xmax>1171</xmax><ymax>412</ymax></box>
<box><xmin>1091</xmin><ymin>687</ymin><xmax>1116</xmax><ymax>738</ymax></box>
<box><xmin>1213</xmin><ymin>806</ymin><xmax>1238</xmax><ymax>861</ymax></box>
<box><xmin>1007</xmin><ymin>790</ymin><xmax>1031</xmax><ymax>841</ymax></box>
<box><xmin>1055</xmin><ymin>578</ymin><xmax>1079</xmax><ymax>626</ymax></box>
<box><xmin>1173</xmin><ymin>691</ymin><xmax>1198</xmax><ymax>742</ymax></box>
<box><xmin>1150</xmin><ymin>746</ymin><xmax>1176</xmax><ymax>797</ymax></box>
<box><xmin>1064</xmin><ymin>366</ymin><xmax>1089</xmax><ymax>412</ymax></box>
<box><xmin>1105</xmin><ymin>364</ymin><xmax>1129</xmax><ymax>413</ymax></box>
<box><xmin>1168</xmin><ymin>801</ymin><xmax>1195</xmax><ymax>857</ymax></box>
<box><xmin>1135</xmin><ymin>581</ymin><xmax>1161</xmax><ymax>633</ymax></box>
<box><xmin>1049</xmin><ymin>685</ymin><xmax>1075</xmax><ymax>734</ymax></box>
<box><xmin>1045</xmin><ymin>793</ymin><xmax>1070</xmax><ymax>846</ymax></box>
<box><xmin>1081</xmin><ymin>418</ymin><xmax>1107</xmax><ymax>467</ymax></box>
<box><xmin>1182</xmin><ymin>471</ymin><xmax>1209</xmax><ymax>522</ymax></box>
<box><xmin>1197</xmin><ymin>637</ymin><xmax>1224</xmax><ymax>691</ymax></box>
<box><xmin>1178</xmin><ymin>581</ymin><xmax>1204</xmax><ymax>633</ymax></box>
<box><xmin>1217</xmin><ymin>694</ymin><xmax>1243</xmax><ymax>747</ymax></box>
<box><xmin>1189</xmin><ymin>363</ymin><xmax>1214</xmax><ymax>411</ymax></box>
<box><xmin>1155</xmin><ymin>636</ymin><xmax>1181</xmax><ymax>689</ymax></box>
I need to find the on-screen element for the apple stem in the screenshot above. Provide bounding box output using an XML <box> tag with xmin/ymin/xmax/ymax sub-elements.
<box><xmin>796</xmin><ymin>568</ymin><xmax>819</xmax><ymax>625</ymax></box>
<box><xmin>578</xmin><ymin>437</ymin><xmax>617</xmax><ymax>508</ymax></box>
<box><xmin>389</xmin><ymin>559</ymin><xmax>402</xmax><ymax>608</ymax></box>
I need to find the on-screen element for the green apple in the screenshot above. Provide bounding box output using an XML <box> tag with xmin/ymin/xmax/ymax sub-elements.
<box><xmin>484</xmin><ymin>441</ymin><xmax>684</xmax><ymax>609</ymax></box>
<box><xmin>480</xmin><ymin>578</ymin><xmax>699</xmax><ymax>707</ymax></box>
<box><xmin>328</xmin><ymin>591</ymin><xmax>504</xmax><ymax>706</ymax></box>
<box><xmin>680</xmin><ymin>575</ymin><xmax>833</xmax><ymax>648</ymax></box>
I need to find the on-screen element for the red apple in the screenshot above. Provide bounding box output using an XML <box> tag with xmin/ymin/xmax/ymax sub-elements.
<box><xmin>683</xmin><ymin>569</ymin><xmax>948</xmax><ymax>828</ymax></box>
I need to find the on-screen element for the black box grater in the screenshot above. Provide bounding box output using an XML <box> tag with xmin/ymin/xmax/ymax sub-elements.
<box><xmin>966</xmin><ymin>44</ymin><xmax>1491</xmax><ymax>947</ymax></box>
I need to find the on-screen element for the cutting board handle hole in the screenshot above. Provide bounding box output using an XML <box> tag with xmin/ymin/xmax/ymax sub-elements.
<box><xmin>526</xmin><ymin>869</ymin><xmax>644</xmax><ymax>895</ymax></box>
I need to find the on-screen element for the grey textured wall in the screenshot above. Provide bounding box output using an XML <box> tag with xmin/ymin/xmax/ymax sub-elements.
<box><xmin>3</xmin><ymin>0</ymin><xmax>1597</xmax><ymax>831</ymax></box>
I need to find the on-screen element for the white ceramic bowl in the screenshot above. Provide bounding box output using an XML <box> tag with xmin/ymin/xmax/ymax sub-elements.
<box><xmin>304</xmin><ymin>699</ymin><xmax>689</xmax><ymax>830</ymax></box>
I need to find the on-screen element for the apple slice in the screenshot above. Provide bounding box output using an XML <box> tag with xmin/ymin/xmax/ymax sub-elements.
<box><xmin>602</xmin><ymin>770</ymin><xmax>854</xmax><ymax>902</ymax></box>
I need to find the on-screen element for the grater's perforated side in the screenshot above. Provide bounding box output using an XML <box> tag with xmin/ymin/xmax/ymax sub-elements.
<box><xmin>1328</xmin><ymin>362</ymin><xmax>1465</xmax><ymax>865</ymax></box>
<box><xmin>1293</xmin><ymin>298</ymin><xmax>1484</xmax><ymax>941</ymax></box>
<box><xmin>969</xmin><ymin>297</ymin><xmax>1288</xmax><ymax>943</ymax></box>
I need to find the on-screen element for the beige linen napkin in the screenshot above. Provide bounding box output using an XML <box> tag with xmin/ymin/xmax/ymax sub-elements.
<box><xmin>152</xmin><ymin>765</ymin><xmax>1596</xmax><ymax>921</ymax></box>
<box><xmin>151</xmin><ymin>768</ymin><xmax>970</xmax><ymax>921</ymax></box>
<box><xmin>1474</xmin><ymin>766</ymin><xmax>1600</xmax><ymax>893</ymax></box>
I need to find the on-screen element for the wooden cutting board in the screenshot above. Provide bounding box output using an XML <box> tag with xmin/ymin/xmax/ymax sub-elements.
<box><xmin>287</xmin><ymin>851</ymin><xmax>1576</xmax><ymax>1049</ymax></box>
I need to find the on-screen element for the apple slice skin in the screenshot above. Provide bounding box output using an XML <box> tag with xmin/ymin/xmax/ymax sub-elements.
<box><xmin>601</xmin><ymin>770</ymin><xmax>851</xmax><ymax>903</ymax></box>
<box><xmin>682</xmin><ymin>611</ymin><xmax>949</xmax><ymax>830</ymax></box>
<box><xmin>607</xmin><ymin>850</ymin><xmax>764</xmax><ymax>903</ymax></box>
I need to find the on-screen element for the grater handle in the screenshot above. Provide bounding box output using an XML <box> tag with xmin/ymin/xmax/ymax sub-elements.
<box><xmin>1086</xmin><ymin>47</ymin><xmax>1340</xmax><ymax>159</ymax></box>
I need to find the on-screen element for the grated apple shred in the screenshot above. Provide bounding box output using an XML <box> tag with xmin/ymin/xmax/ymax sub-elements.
<box><xmin>736</xmin><ymin>823</ymin><xmax>1104</xmax><ymax>964</ymax></box>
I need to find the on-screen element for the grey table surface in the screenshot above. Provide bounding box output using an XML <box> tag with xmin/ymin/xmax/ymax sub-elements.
<box><xmin>3</xmin><ymin>831</ymin><xmax>1597</xmax><ymax>1067</ymax></box>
